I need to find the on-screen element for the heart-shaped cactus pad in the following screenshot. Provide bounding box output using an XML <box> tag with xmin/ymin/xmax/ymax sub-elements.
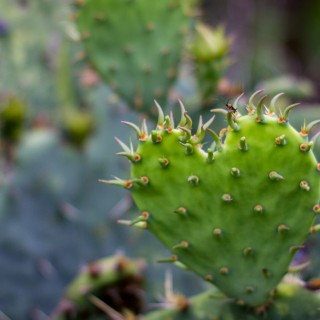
<box><xmin>104</xmin><ymin>91</ymin><xmax>320</xmax><ymax>307</ymax></box>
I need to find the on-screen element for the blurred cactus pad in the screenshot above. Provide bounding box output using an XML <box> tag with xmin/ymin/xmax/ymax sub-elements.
<box><xmin>52</xmin><ymin>255</ymin><xmax>146</xmax><ymax>320</ymax></box>
<box><xmin>74</xmin><ymin>0</ymin><xmax>197</xmax><ymax>115</ymax></box>
<box><xmin>104</xmin><ymin>91</ymin><xmax>320</xmax><ymax>308</ymax></box>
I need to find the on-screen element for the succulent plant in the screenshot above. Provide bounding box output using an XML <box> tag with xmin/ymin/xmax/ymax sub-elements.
<box><xmin>143</xmin><ymin>281</ymin><xmax>320</xmax><ymax>320</ymax></box>
<box><xmin>52</xmin><ymin>255</ymin><xmax>146</xmax><ymax>320</ymax></box>
<box><xmin>0</xmin><ymin>95</ymin><xmax>26</xmax><ymax>144</ymax></box>
<box><xmin>104</xmin><ymin>91</ymin><xmax>320</xmax><ymax>308</ymax></box>
<box><xmin>189</xmin><ymin>23</ymin><xmax>231</xmax><ymax>107</ymax></box>
<box><xmin>74</xmin><ymin>0</ymin><xmax>197</xmax><ymax>116</ymax></box>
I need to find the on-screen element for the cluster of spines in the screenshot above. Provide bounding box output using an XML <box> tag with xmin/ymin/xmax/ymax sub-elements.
<box><xmin>101</xmin><ymin>91</ymin><xmax>320</xmax><ymax>297</ymax></box>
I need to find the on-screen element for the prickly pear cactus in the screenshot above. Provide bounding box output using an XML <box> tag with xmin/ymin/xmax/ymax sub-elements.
<box><xmin>143</xmin><ymin>282</ymin><xmax>320</xmax><ymax>320</ymax></box>
<box><xmin>74</xmin><ymin>0</ymin><xmax>196</xmax><ymax>115</ymax></box>
<box><xmin>104</xmin><ymin>91</ymin><xmax>320</xmax><ymax>307</ymax></box>
<box><xmin>189</xmin><ymin>23</ymin><xmax>231</xmax><ymax>107</ymax></box>
<box><xmin>52</xmin><ymin>255</ymin><xmax>146</xmax><ymax>320</ymax></box>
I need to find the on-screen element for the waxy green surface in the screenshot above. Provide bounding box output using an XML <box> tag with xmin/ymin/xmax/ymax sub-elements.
<box><xmin>130</xmin><ymin>112</ymin><xmax>320</xmax><ymax>306</ymax></box>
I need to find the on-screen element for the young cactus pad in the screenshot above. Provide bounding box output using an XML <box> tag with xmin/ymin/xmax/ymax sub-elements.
<box><xmin>104</xmin><ymin>91</ymin><xmax>320</xmax><ymax>307</ymax></box>
<box><xmin>74</xmin><ymin>0</ymin><xmax>195</xmax><ymax>115</ymax></box>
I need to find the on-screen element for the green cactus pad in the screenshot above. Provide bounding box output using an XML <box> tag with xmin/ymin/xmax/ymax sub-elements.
<box><xmin>143</xmin><ymin>282</ymin><xmax>320</xmax><ymax>320</ymax></box>
<box><xmin>74</xmin><ymin>0</ymin><xmax>195</xmax><ymax>115</ymax></box>
<box><xmin>106</xmin><ymin>91</ymin><xmax>320</xmax><ymax>307</ymax></box>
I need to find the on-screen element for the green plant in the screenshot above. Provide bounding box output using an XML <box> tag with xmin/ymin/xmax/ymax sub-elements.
<box><xmin>52</xmin><ymin>255</ymin><xmax>146</xmax><ymax>320</ymax></box>
<box><xmin>74</xmin><ymin>0</ymin><xmax>196</xmax><ymax>116</ymax></box>
<box><xmin>189</xmin><ymin>23</ymin><xmax>231</xmax><ymax>108</ymax></box>
<box><xmin>104</xmin><ymin>91</ymin><xmax>320</xmax><ymax>309</ymax></box>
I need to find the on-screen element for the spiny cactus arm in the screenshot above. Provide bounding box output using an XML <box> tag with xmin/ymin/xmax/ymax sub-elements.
<box><xmin>106</xmin><ymin>95</ymin><xmax>320</xmax><ymax>307</ymax></box>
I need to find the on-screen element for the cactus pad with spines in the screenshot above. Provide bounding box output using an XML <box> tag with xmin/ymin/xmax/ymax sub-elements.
<box><xmin>105</xmin><ymin>91</ymin><xmax>320</xmax><ymax>307</ymax></box>
<box><xmin>74</xmin><ymin>0</ymin><xmax>196</xmax><ymax>115</ymax></box>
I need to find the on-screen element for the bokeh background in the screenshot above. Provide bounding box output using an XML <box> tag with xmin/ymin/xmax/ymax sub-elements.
<box><xmin>0</xmin><ymin>0</ymin><xmax>319</xmax><ymax>319</ymax></box>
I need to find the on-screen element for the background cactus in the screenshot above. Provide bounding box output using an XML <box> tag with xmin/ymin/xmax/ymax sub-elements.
<box><xmin>189</xmin><ymin>23</ymin><xmax>231</xmax><ymax>108</ymax></box>
<box><xmin>74</xmin><ymin>0</ymin><xmax>197</xmax><ymax>116</ymax></box>
<box><xmin>143</xmin><ymin>281</ymin><xmax>320</xmax><ymax>320</ymax></box>
<box><xmin>105</xmin><ymin>91</ymin><xmax>320</xmax><ymax>307</ymax></box>
<box><xmin>52</xmin><ymin>255</ymin><xmax>146</xmax><ymax>320</ymax></box>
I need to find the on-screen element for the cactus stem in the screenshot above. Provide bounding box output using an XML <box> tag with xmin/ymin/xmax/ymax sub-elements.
<box><xmin>255</xmin><ymin>95</ymin><xmax>267</xmax><ymax>123</ymax></box>
<box><xmin>172</xmin><ymin>241</ymin><xmax>189</xmax><ymax>250</ymax></box>
<box><xmin>231</xmin><ymin>167</ymin><xmax>241</xmax><ymax>177</ymax></box>
<box><xmin>248</xmin><ymin>89</ymin><xmax>264</xmax><ymax>114</ymax></box>
<box><xmin>220</xmin><ymin>267</ymin><xmax>229</xmax><ymax>275</ymax></box>
<box><xmin>151</xmin><ymin>130</ymin><xmax>162</xmax><ymax>143</ymax></box>
<box><xmin>310</xmin><ymin>224</ymin><xmax>320</xmax><ymax>234</ymax></box>
<box><xmin>275</xmin><ymin>134</ymin><xmax>286</xmax><ymax>146</ymax></box>
<box><xmin>262</xmin><ymin>268</ymin><xmax>271</xmax><ymax>278</ymax></box>
<box><xmin>157</xmin><ymin>254</ymin><xmax>178</xmax><ymax>264</ymax></box>
<box><xmin>288</xmin><ymin>261</ymin><xmax>310</xmax><ymax>273</ymax></box>
<box><xmin>178</xmin><ymin>100</ymin><xmax>187</xmax><ymax>127</ymax></box>
<box><xmin>174</xmin><ymin>207</ymin><xmax>188</xmax><ymax>216</ymax></box>
<box><xmin>269</xmin><ymin>171</ymin><xmax>284</xmax><ymax>181</ymax></box>
<box><xmin>222</xmin><ymin>194</ymin><xmax>232</xmax><ymax>202</ymax></box>
<box><xmin>158</xmin><ymin>157</ymin><xmax>170</xmax><ymax>168</ymax></box>
<box><xmin>253</xmin><ymin>204</ymin><xmax>264</xmax><ymax>214</ymax></box>
<box><xmin>238</xmin><ymin>136</ymin><xmax>248</xmax><ymax>151</ymax></box>
<box><xmin>300</xmin><ymin>141</ymin><xmax>313</xmax><ymax>152</ymax></box>
<box><xmin>300</xmin><ymin>180</ymin><xmax>310</xmax><ymax>191</ymax></box>
<box><xmin>269</xmin><ymin>92</ymin><xmax>284</xmax><ymax>115</ymax></box>
<box><xmin>243</xmin><ymin>247</ymin><xmax>253</xmax><ymax>256</ymax></box>
<box><xmin>212</xmin><ymin>228</ymin><xmax>223</xmax><ymax>237</ymax></box>
<box><xmin>313</xmin><ymin>204</ymin><xmax>320</xmax><ymax>214</ymax></box>
<box><xmin>99</xmin><ymin>177</ymin><xmax>133</xmax><ymax>189</ymax></box>
<box><xmin>207</xmin><ymin>148</ymin><xmax>215</xmax><ymax>163</ymax></box>
<box><xmin>278</xmin><ymin>224</ymin><xmax>290</xmax><ymax>233</ymax></box>
<box><xmin>154</xmin><ymin>100</ymin><xmax>165</xmax><ymax>129</ymax></box>
<box><xmin>179</xmin><ymin>142</ymin><xmax>194</xmax><ymax>155</ymax></box>
<box><xmin>206</xmin><ymin>128</ymin><xmax>223</xmax><ymax>152</ymax></box>
<box><xmin>188</xmin><ymin>175</ymin><xmax>199</xmax><ymax>186</ymax></box>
